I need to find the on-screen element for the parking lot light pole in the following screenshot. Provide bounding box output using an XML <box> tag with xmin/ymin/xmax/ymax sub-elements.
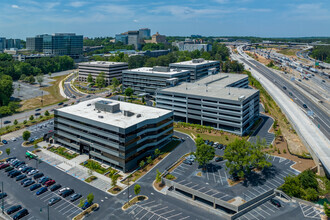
<box><xmin>40</xmin><ymin>204</ymin><xmax>49</xmax><ymax>220</ymax></box>
<box><xmin>1</xmin><ymin>182</ymin><xmax>4</xmax><ymax>214</ymax></box>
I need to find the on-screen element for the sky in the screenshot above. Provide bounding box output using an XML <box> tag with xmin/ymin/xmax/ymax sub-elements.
<box><xmin>1</xmin><ymin>0</ymin><xmax>330</xmax><ymax>39</ymax></box>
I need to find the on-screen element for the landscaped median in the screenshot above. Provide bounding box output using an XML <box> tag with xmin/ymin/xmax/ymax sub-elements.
<box><xmin>48</xmin><ymin>146</ymin><xmax>78</xmax><ymax>160</ymax></box>
<box><xmin>122</xmin><ymin>195</ymin><xmax>148</xmax><ymax>211</ymax></box>
<box><xmin>72</xmin><ymin>203</ymin><xmax>99</xmax><ymax>220</ymax></box>
<box><xmin>85</xmin><ymin>176</ymin><xmax>97</xmax><ymax>183</ymax></box>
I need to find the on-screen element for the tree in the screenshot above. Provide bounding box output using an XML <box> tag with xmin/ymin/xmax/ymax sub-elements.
<box><xmin>48</xmin><ymin>72</ymin><xmax>52</xmax><ymax>77</ymax></box>
<box><xmin>280</xmin><ymin>176</ymin><xmax>303</xmax><ymax>197</ymax></box>
<box><xmin>23</xmin><ymin>120</ymin><xmax>27</xmax><ymax>124</ymax></box>
<box><xmin>124</xmin><ymin>87</ymin><xmax>134</xmax><ymax>97</ymax></box>
<box><xmin>95</xmin><ymin>72</ymin><xmax>106</xmax><ymax>88</ymax></box>
<box><xmin>44</xmin><ymin>110</ymin><xmax>50</xmax><ymax>116</ymax></box>
<box><xmin>29</xmin><ymin>115</ymin><xmax>34</xmax><ymax>121</ymax></box>
<box><xmin>134</xmin><ymin>184</ymin><xmax>141</xmax><ymax>196</ymax></box>
<box><xmin>36</xmin><ymin>73</ymin><xmax>44</xmax><ymax>87</ymax></box>
<box><xmin>14</xmin><ymin>119</ymin><xmax>18</xmax><ymax>125</ymax></box>
<box><xmin>147</xmin><ymin>156</ymin><xmax>153</xmax><ymax>165</ymax></box>
<box><xmin>0</xmin><ymin>75</ymin><xmax>14</xmax><ymax>106</ymax></box>
<box><xmin>87</xmin><ymin>193</ymin><xmax>94</xmax><ymax>204</ymax></box>
<box><xmin>23</xmin><ymin>130</ymin><xmax>31</xmax><ymax>141</ymax></box>
<box><xmin>28</xmin><ymin>75</ymin><xmax>35</xmax><ymax>84</ymax></box>
<box><xmin>87</xmin><ymin>169</ymin><xmax>94</xmax><ymax>176</ymax></box>
<box><xmin>154</xmin><ymin>148</ymin><xmax>161</xmax><ymax>158</ymax></box>
<box><xmin>87</xmin><ymin>73</ymin><xmax>93</xmax><ymax>83</ymax></box>
<box><xmin>195</xmin><ymin>140</ymin><xmax>215</xmax><ymax>170</ymax></box>
<box><xmin>155</xmin><ymin>169</ymin><xmax>162</xmax><ymax>183</ymax></box>
<box><xmin>299</xmin><ymin>170</ymin><xmax>318</xmax><ymax>190</ymax></box>
<box><xmin>111</xmin><ymin>174</ymin><xmax>119</xmax><ymax>187</ymax></box>
<box><xmin>112</xmin><ymin>77</ymin><xmax>119</xmax><ymax>88</ymax></box>
<box><xmin>5</xmin><ymin>148</ymin><xmax>10</xmax><ymax>156</ymax></box>
<box><xmin>141</xmin><ymin>97</ymin><xmax>145</xmax><ymax>104</ymax></box>
<box><xmin>139</xmin><ymin>160</ymin><xmax>145</xmax><ymax>170</ymax></box>
<box><xmin>78</xmin><ymin>199</ymin><xmax>84</xmax><ymax>208</ymax></box>
<box><xmin>303</xmin><ymin>188</ymin><xmax>318</xmax><ymax>201</ymax></box>
<box><xmin>324</xmin><ymin>202</ymin><xmax>330</xmax><ymax>217</ymax></box>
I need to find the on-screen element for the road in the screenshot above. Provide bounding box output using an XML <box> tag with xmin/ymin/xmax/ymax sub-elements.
<box><xmin>234</xmin><ymin>46</ymin><xmax>330</xmax><ymax>176</ymax></box>
<box><xmin>296</xmin><ymin>47</ymin><xmax>330</xmax><ymax>70</ymax></box>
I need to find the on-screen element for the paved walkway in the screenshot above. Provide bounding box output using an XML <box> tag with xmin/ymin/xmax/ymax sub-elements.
<box><xmin>36</xmin><ymin>142</ymin><xmax>126</xmax><ymax>193</ymax></box>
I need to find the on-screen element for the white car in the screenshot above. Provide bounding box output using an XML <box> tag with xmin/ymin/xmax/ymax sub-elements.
<box><xmin>28</xmin><ymin>169</ymin><xmax>39</xmax><ymax>176</ymax></box>
<box><xmin>11</xmin><ymin>137</ymin><xmax>17</xmax><ymax>141</ymax></box>
<box><xmin>58</xmin><ymin>187</ymin><xmax>70</xmax><ymax>195</ymax></box>
<box><xmin>18</xmin><ymin>165</ymin><xmax>28</xmax><ymax>171</ymax></box>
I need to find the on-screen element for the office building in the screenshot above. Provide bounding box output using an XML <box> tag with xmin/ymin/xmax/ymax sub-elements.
<box><xmin>122</xmin><ymin>66</ymin><xmax>190</xmax><ymax>95</ymax></box>
<box><xmin>169</xmin><ymin>59</ymin><xmax>220</xmax><ymax>81</ymax></box>
<box><xmin>156</xmin><ymin>73</ymin><xmax>259</xmax><ymax>136</ymax></box>
<box><xmin>5</xmin><ymin>39</ymin><xmax>21</xmax><ymax>49</ymax></box>
<box><xmin>54</xmin><ymin>98</ymin><xmax>173</xmax><ymax>172</ymax></box>
<box><xmin>26</xmin><ymin>35</ymin><xmax>43</xmax><ymax>52</ymax></box>
<box><xmin>127</xmin><ymin>31</ymin><xmax>141</xmax><ymax>50</ymax></box>
<box><xmin>78</xmin><ymin>61</ymin><xmax>128</xmax><ymax>84</ymax></box>
<box><xmin>0</xmin><ymin>37</ymin><xmax>6</xmax><ymax>51</ymax></box>
<box><xmin>144</xmin><ymin>32</ymin><xmax>167</xmax><ymax>44</ymax></box>
<box><xmin>115</xmin><ymin>33</ymin><xmax>128</xmax><ymax>45</ymax></box>
<box><xmin>26</xmin><ymin>33</ymin><xmax>83</xmax><ymax>58</ymax></box>
<box><xmin>139</xmin><ymin>28</ymin><xmax>151</xmax><ymax>39</ymax></box>
<box><xmin>172</xmin><ymin>41</ymin><xmax>212</xmax><ymax>52</ymax></box>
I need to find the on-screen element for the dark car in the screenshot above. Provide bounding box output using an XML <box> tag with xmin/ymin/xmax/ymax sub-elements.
<box><xmin>303</xmin><ymin>104</ymin><xmax>307</xmax><ymax>108</ymax></box>
<box><xmin>322</xmin><ymin>80</ymin><xmax>326</xmax><ymax>83</ymax></box>
<box><xmin>50</xmin><ymin>184</ymin><xmax>62</xmax><ymax>192</ymax></box>
<box><xmin>58</xmin><ymin>102</ymin><xmax>64</xmax><ymax>106</ymax></box>
<box><xmin>35</xmin><ymin>108</ymin><xmax>41</xmax><ymax>111</ymax></box>
<box><xmin>14</xmin><ymin>161</ymin><xmax>25</xmax><ymax>168</ymax></box>
<box><xmin>16</xmin><ymin>174</ymin><xmax>27</xmax><ymax>181</ymax></box>
<box><xmin>34</xmin><ymin>113</ymin><xmax>41</xmax><ymax>116</ymax></box>
<box><xmin>63</xmin><ymin>104</ymin><xmax>68</xmax><ymax>107</ymax></box>
<box><xmin>30</xmin><ymin>183</ymin><xmax>42</xmax><ymax>191</ymax></box>
<box><xmin>33</xmin><ymin>173</ymin><xmax>44</xmax><ymax>179</ymax></box>
<box><xmin>3</xmin><ymin>120</ymin><xmax>11</xmax><ymax>124</ymax></box>
<box><xmin>21</xmin><ymin>178</ymin><xmax>32</xmax><ymax>185</ymax></box>
<box><xmin>70</xmin><ymin>193</ymin><xmax>82</xmax><ymax>202</ymax></box>
<box><xmin>12</xmin><ymin>160</ymin><xmax>20</xmax><ymax>167</ymax></box>
<box><xmin>215</xmin><ymin>157</ymin><xmax>224</xmax><ymax>162</ymax></box>
<box><xmin>82</xmin><ymin>201</ymin><xmax>92</xmax><ymax>210</ymax></box>
<box><xmin>6</xmin><ymin>205</ymin><xmax>22</xmax><ymax>215</ymax></box>
<box><xmin>0</xmin><ymin>193</ymin><xmax>7</xmax><ymax>199</ymax></box>
<box><xmin>209</xmin><ymin>141</ymin><xmax>214</xmax><ymax>146</ymax></box>
<box><xmin>36</xmin><ymin>187</ymin><xmax>48</xmax><ymax>195</ymax></box>
<box><xmin>13</xmin><ymin>209</ymin><xmax>29</xmax><ymax>220</ymax></box>
<box><xmin>283</xmin><ymin>86</ymin><xmax>287</xmax><ymax>90</ymax></box>
<box><xmin>23</xmin><ymin>167</ymin><xmax>33</xmax><ymax>173</ymax></box>
<box><xmin>61</xmin><ymin>189</ymin><xmax>74</xmax><ymax>198</ymax></box>
<box><xmin>204</xmin><ymin>140</ymin><xmax>209</xmax><ymax>145</ymax></box>
<box><xmin>5</xmin><ymin>166</ymin><xmax>15</xmax><ymax>172</ymax></box>
<box><xmin>23</xmin><ymin>180</ymin><xmax>35</xmax><ymax>187</ymax></box>
<box><xmin>2</xmin><ymin>140</ymin><xmax>8</xmax><ymax>144</ymax></box>
<box><xmin>270</xmin><ymin>198</ymin><xmax>281</xmax><ymax>207</ymax></box>
<box><xmin>0</xmin><ymin>163</ymin><xmax>10</xmax><ymax>169</ymax></box>
<box><xmin>40</xmin><ymin>177</ymin><xmax>51</xmax><ymax>185</ymax></box>
<box><xmin>182</xmin><ymin>159</ymin><xmax>192</xmax><ymax>165</ymax></box>
<box><xmin>10</xmin><ymin>171</ymin><xmax>22</xmax><ymax>178</ymax></box>
<box><xmin>48</xmin><ymin>197</ymin><xmax>61</xmax><ymax>206</ymax></box>
<box><xmin>44</xmin><ymin>180</ymin><xmax>55</xmax><ymax>187</ymax></box>
<box><xmin>8</xmin><ymin>170</ymin><xmax>19</xmax><ymax>177</ymax></box>
<box><xmin>6</xmin><ymin>157</ymin><xmax>16</xmax><ymax>162</ymax></box>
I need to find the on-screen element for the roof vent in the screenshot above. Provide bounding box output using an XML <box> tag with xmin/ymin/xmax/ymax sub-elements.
<box><xmin>87</xmin><ymin>103</ymin><xmax>91</xmax><ymax>106</ymax></box>
<box><xmin>136</xmin><ymin>114</ymin><xmax>141</xmax><ymax>118</ymax></box>
<box><xmin>98</xmin><ymin>115</ymin><xmax>104</xmax><ymax>119</ymax></box>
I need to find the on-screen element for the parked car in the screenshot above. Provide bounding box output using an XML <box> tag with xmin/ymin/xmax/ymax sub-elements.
<box><xmin>58</xmin><ymin>187</ymin><xmax>70</xmax><ymax>195</ymax></box>
<box><xmin>270</xmin><ymin>198</ymin><xmax>281</xmax><ymax>207</ymax></box>
<box><xmin>10</xmin><ymin>171</ymin><xmax>22</xmax><ymax>178</ymax></box>
<box><xmin>39</xmin><ymin>177</ymin><xmax>51</xmax><ymax>185</ymax></box>
<box><xmin>34</xmin><ymin>113</ymin><xmax>41</xmax><ymax>116</ymax></box>
<box><xmin>303</xmin><ymin>104</ymin><xmax>307</xmax><ymax>108</ymax></box>
<box><xmin>33</xmin><ymin>173</ymin><xmax>44</xmax><ymax>179</ymax></box>
<box><xmin>21</xmin><ymin>178</ymin><xmax>32</xmax><ymax>185</ymax></box>
<box><xmin>23</xmin><ymin>180</ymin><xmax>35</xmax><ymax>187</ymax></box>
<box><xmin>2</xmin><ymin>140</ymin><xmax>8</xmax><ymax>144</ymax></box>
<box><xmin>6</xmin><ymin>205</ymin><xmax>22</xmax><ymax>215</ymax></box>
<box><xmin>50</xmin><ymin>184</ymin><xmax>62</xmax><ymax>192</ymax></box>
<box><xmin>3</xmin><ymin>120</ymin><xmax>11</xmax><ymax>124</ymax></box>
<box><xmin>70</xmin><ymin>193</ymin><xmax>82</xmax><ymax>202</ymax></box>
<box><xmin>0</xmin><ymin>163</ymin><xmax>10</xmax><ymax>169</ymax></box>
<box><xmin>30</xmin><ymin>183</ymin><xmax>42</xmax><ymax>191</ymax></box>
<box><xmin>215</xmin><ymin>157</ymin><xmax>224</xmax><ymax>162</ymax></box>
<box><xmin>8</xmin><ymin>169</ymin><xmax>17</xmax><ymax>176</ymax></box>
<box><xmin>182</xmin><ymin>159</ymin><xmax>192</xmax><ymax>165</ymax></box>
<box><xmin>16</xmin><ymin>174</ymin><xmax>27</xmax><ymax>181</ymax></box>
<box><xmin>28</xmin><ymin>169</ymin><xmax>39</xmax><ymax>176</ymax></box>
<box><xmin>58</xmin><ymin>102</ymin><xmax>64</xmax><ymax>106</ymax></box>
<box><xmin>209</xmin><ymin>141</ymin><xmax>214</xmax><ymax>146</ymax></box>
<box><xmin>0</xmin><ymin>193</ymin><xmax>8</xmax><ymax>199</ymax></box>
<box><xmin>35</xmin><ymin>108</ymin><xmax>41</xmax><ymax>111</ymax></box>
<box><xmin>22</xmin><ymin>167</ymin><xmax>33</xmax><ymax>174</ymax></box>
<box><xmin>204</xmin><ymin>140</ymin><xmax>209</xmax><ymax>145</ymax></box>
<box><xmin>48</xmin><ymin>197</ymin><xmax>61</xmax><ymax>206</ymax></box>
<box><xmin>13</xmin><ymin>209</ymin><xmax>29</xmax><ymax>220</ymax></box>
<box><xmin>82</xmin><ymin>201</ymin><xmax>92</xmax><ymax>210</ymax></box>
<box><xmin>44</xmin><ymin>180</ymin><xmax>55</xmax><ymax>187</ymax></box>
<box><xmin>14</xmin><ymin>161</ymin><xmax>25</xmax><ymax>168</ymax></box>
<box><xmin>61</xmin><ymin>189</ymin><xmax>74</xmax><ymax>198</ymax></box>
<box><xmin>36</xmin><ymin>187</ymin><xmax>48</xmax><ymax>195</ymax></box>
<box><xmin>6</xmin><ymin>157</ymin><xmax>16</xmax><ymax>162</ymax></box>
<box><xmin>5</xmin><ymin>166</ymin><xmax>14</xmax><ymax>172</ymax></box>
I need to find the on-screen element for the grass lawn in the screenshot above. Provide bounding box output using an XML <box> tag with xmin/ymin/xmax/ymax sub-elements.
<box><xmin>19</xmin><ymin>75</ymin><xmax>68</xmax><ymax>111</ymax></box>
<box><xmin>49</xmin><ymin>146</ymin><xmax>78</xmax><ymax>160</ymax></box>
<box><xmin>81</xmin><ymin>159</ymin><xmax>112</xmax><ymax>175</ymax></box>
<box><xmin>174</xmin><ymin>127</ymin><xmax>240</xmax><ymax>144</ymax></box>
<box><xmin>85</xmin><ymin>176</ymin><xmax>97</xmax><ymax>183</ymax></box>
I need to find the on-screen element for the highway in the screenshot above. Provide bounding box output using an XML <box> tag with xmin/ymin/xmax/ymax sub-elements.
<box><xmin>296</xmin><ymin>47</ymin><xmax>330</xmax><ymax>69</ymax></box>
<box><xmin>233</xmin><ymin>46</ymin><xmax>330</xmax><ymax>176</ymax></box>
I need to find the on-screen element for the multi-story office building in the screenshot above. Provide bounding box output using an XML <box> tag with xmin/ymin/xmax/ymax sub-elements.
<box><xmin>26</xmin><ymin>35</ymin><xmax>43</xmax><ymax>52</ymax></box>
<box><xmin>54</xmin><ymin>98</ymin><xmax>173</xmax><ymax>172</ymax></box>
<box><xmin>78</xmin><ymin>61</ymin><xmax>128</xmax><ymax>84</ymax></box>
<box><xmin>127</xmin><ymin>31</ymin><xmax>141</xmax><ymax>50</ymax></box>
<box><xmin>122</xmin><ymin>66</ymin><xmax>190</xmax><ymax>95</ymax></box>
<box><xmin>172</xmin><ymin>41</ymin><xmax>212</xmax><ymax>52</ymax></box>
<box><xmin>115</xmin><ymin>33</ymin><xmax>128</xmax><ymax>44</ymax></box>
<box><xmin>0</xmin><ymin>37</ymin><xmax>5</xmax><ymax>51</ymax></box>
<box><xmin>139</xmin><ymin>28</ymin><xmax>151</xmax><ymax>39</ymax></box>
<box><xmin>5</xmin><ymin>39</ymin><xmax>21</xmax><ymax>49</ymax></box>
<box><xmin>169</xmin><ymin>59</ymin><xmax>220</xmax><ymax>81</ymax></box>
<box><xmin>156</xmin><ymin>73</ymin><xmax>260</xmax><ymax>136</ymax></box>
<box><xmin>144</xmin><ymin>32</ymin><xmax>166</xmax><ymax>44</ymax></box>
<box><xmin>26</xmin><ymin>33</ymin><xmax>83</xmax><ymax>58</ymax></box>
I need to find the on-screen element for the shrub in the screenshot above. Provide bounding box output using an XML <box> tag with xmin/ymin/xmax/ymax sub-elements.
<box><xmin>278</xmin><ymin>149</ymin><xmax>281</xmax><ymax>154</ymax></box>
<box><xmin>283</xmin><ymin>149</ymin><xmax>287</xmax><ymax>154</ymax></box>
<box><xmin>165</xmin><ymin>174</ymin><xmax>175</xmax><ymax>180</ymax></box>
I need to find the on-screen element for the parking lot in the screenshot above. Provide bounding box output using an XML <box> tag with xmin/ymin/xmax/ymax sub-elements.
<box><xmin>128</xmin><ymin>200</ymin><xmax>191</xmax><ymax>220</ymax></box>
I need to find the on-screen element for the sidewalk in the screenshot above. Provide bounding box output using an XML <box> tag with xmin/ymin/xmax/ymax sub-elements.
<box><xmin>36</xmin><ymin>142</ymin><xmax>126</xmax><ymax>193</ymax></box>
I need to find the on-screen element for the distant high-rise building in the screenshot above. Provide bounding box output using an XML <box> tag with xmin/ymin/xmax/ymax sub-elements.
<box><xmin>138</xmin><ymin>28</ymin><xmax>151</xmax><ymax>39</ymax></box>
<box><xmin>127</xmin><ymin>31</ymin><xmax>141</xmax><ymax>50</ymax></box>
<box><xmin>115</xmin><ymin>28</ymin><xmax>153</xmax><ymax>50</ymax></box>
<box><xmin>0</xmin><ymin>37</ymin><xmax>6</xmax><ymax>51</ymax></box>
<box><xmin>172</xmin><ymin>40</ymin><xmax>212</xmax><ymax>52</ymax></box>
<box><xmin>5</xmin><ymin>39</ymin><xmax>21</xmax><ymax>49</ymax></box>
<box><xmin>26</xmin><ymin>33</ymin><xmax>83</xmax><ymax>58</ymax></box>
<box><xmin>115</xmin><ymin>33</ymin><xmax>128</xmax><ymax>44</ymax></box>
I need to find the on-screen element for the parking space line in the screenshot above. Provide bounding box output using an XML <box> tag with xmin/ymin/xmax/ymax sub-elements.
<box><xmin>267</xmin><ymin>180</ymin><xmax>278</xmax><ymax>188</ymax></box>
<box><xmin>67</xmin><ymin>208</ymin><xmax>81</xmax><ymax>218</ymax></box>
<box><xmin>141</xmin><ymin>200</ymin><xmax>155</xmax><ymax>206</ymax></box>
<box><xmin>258</xmin><ymin>207</ymin><xmax>271</xmax><ymax>216</ymax></box>
<box><xmin>206</xmin><ymin>169</ymin><xmax>209</xmax><ymax>180</ymax></box>
<box><xmin>211</xmin><ymin>167</ymin><xmax>217</xmax><ymax>183</ymax></box>
<box><xmin>247</xmin><ymin>190</ymin><xmax>258</xmax><ymax>197</ymax></box>
<box><xmin>140</xmin><ymin>209</ymin><xmax>151</xmax><ymax>219</ymax></box>
<box><xmin>62</xmin><ymin>206</ymin><xmax>77</xmax><ymax>215</ymax></box>
<box><xmin>153</xmin><ymin>206</ymin><xmax>168</xmax><ymax>213</ymax></box>
<box><xmin>261</xmin><ymin>204</ymin><xmax>275</xmax><ymax>213</ymax></box>
<box><xmin>172</xmin><ymin>171</ymin><xmax>183</xmax><ymax>176</ymax></box>
<box><xmin>158</xmin><ymin>209</ymin><xmax>175</xmax><ymax>216</ymax></box>
<box><xmin>246</xmin><ymin>212</ymin><xmax>257</xmax><ymax>220</ymax></box>
<box><xmin>267</xmin><ymin>201</ymin><xmax>279</xmax><ymax>210</ymax></box>
<box><xmin>147</xmin><ymin>213</ymin><xmax>154</xmax><ymax>220</ymax></box>
<box><xmin>251</xmin><ymin>209</ymin><xmax>265</xmax><ymax>219</ymax></box>
<box><xmin>167</xmin><ymin>212</ymin><xmax>182</xmax><ymax>219</ymax></box>
<box><xmin>54</xmin><ymin>201</ymin><xmax>68</xmax><ymax>210</ymax></box>
<box><xmin>178</xmin><ymin>165</ymin><xmax>189</xmax><ymax>170</ymax></box>
<box><xmin>147</xmin><ymin>204</ymin><xmax>161</xmax><ymax>209</ymax></box>
<box><xmin>178</xmin><ymin>216</ymin><xmax>190</xmax><ymax>220</ymax></box>
<box><xmin>133</xmin><ymin>208</ymin><xmax>144</xmax><ymax>217</ymax></box>
<box><xmin>217</xmin><ymin>169</ymin><xmax>223</xmax><ymax>185</ymax></box>
<box><xmin>272</xmin><ymin>156</ymin><xmax>276</xmax><ymax>161</ymax></box>
<box><xmin>271</xmin><ymin>178</ymin><xmax>282</xmax><ymax>185</ymax></box>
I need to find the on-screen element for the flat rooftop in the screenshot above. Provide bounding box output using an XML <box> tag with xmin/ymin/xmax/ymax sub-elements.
<box><xmin>124</xmin><ymin>67</ymin><xmax>190</xmax><ymax>76</ymax></box>
<box><xmin>79</xmin><ymin>61</ymin><xmax>128</xmax><ymax>67</ymax></box>
<box><xmin>159</xmin><ymin>73</ymin><xmax>258</xmax><ymax>101</ymax></box>
<box><xmin>57</xmin><ymin>98</ymin><xmax>171</xmax><ymax>128</ymax></box>
<box><xmin>170</xmin><ymin>59</ymin><xmax>219</xmax><ymax>66</ymax></box>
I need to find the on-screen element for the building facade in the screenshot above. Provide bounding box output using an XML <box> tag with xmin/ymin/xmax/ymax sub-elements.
<box><xmin>54</xmin><ymin>98</ymin><xmax>173</xmax><ymax>172</ymax></box>
<box><xmin>78</xmin><ymin>61</ymin><xmax>128</xmax><ymax>84</ymax></box>
<box><xmin>145</xmin><ymin>32</ymin><xmax>167</xmax><ymax>44</ymax></box>
<box><xmin>172</xmin><ymin>41</ymin><xmax>212</xmax><ymax>52</ymax></box>
<box><xmin>127</xmin><ymin>31</ymin><xmax>141</xmax><ymax>50</ymax></box>
<box><xmin>156</xmin><ymin>73</ymin><xmax>260</xmax><ymax>136</ymax></box>
<box><xmin>26</xmin><ymin>36</ymin><xmax>43</xmax><ymax>52</ymax></box>
<box><xmin>0</xmin><ymin>37</ymin><xmax>5</xmax><ymax>51</ymax></box>
<box><xmin>122</xmin><ymin>66</ymin><xmax>190</xmax><ymax>95</ymax></box>
<box><xmin>139</xmin><ymin>28</ymin><xmax>151</xmax><ymax>39</ymax></box>
<box><xmin>169</xmin><ymin>59</ymin><xmax>220</xmax><ymax>81</ymax></box>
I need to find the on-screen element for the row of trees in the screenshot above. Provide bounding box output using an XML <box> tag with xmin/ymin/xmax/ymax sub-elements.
<box><xmin>310</xmin><ymin>45</ymin><xmax>330</xmax><ymax>63</ymax></box>
<box><xmin>0</xmin><ymin>54</ymin><xmax>74</xmax><ymax>80</ymax></box>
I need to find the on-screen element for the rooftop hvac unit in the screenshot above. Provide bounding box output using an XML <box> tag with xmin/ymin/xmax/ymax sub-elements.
<box><xmin>87</xmin><ymin>103</ymin><xmax>91</xmax><ymax>106</ymax></box>
<box><xmin>98</xmin><ymin>115</ymin><xmax>104</xmax><ymax>119</ymax></box>
<box><xmin>136</xmin><ymin>114</ymin><xmax>142</xmax><ymax>118</ymax></box>
<box><xmin>238</xmin><ymin>95</ymin><xmax>246</xmax><ymax>101</ymax></box>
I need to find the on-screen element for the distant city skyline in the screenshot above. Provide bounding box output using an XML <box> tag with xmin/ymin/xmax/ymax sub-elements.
<box><xmin>1</xmin><ymin>0</ymin><xmax>330</xmax><ymax>39</ymax></box>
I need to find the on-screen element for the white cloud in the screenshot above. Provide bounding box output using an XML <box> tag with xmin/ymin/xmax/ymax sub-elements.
<box><xmin>133</xmin><ymin>19</ymin><xmax>139</xmax><ymax>23</ymax></box>
<box><xmin>69</xmin><ymin>1</ymin><xmax>88</xmax><ymax>8</ymax></box>
<box><xmin>11</xmin><ymin>5</ymin><xmax>20</xmax><ymax>9</ymax></box>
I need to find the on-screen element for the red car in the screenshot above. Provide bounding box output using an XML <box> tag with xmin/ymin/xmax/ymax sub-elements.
<box><xmin>44</xmin><ymin>180</ymin><xmax>55</xmax><ymax>186</ymax></box>
<box><xmin>0</xmin><ymin>163</ymin><xmax>10</xmax><ymax>169</ymax></box>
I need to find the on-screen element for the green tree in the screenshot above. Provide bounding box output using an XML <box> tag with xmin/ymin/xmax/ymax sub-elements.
<box><xmin>324</xmin><ymin>202</ymin><xmax>330</xmax><ymax>217</ymax></box>
<box><xmin>95</xmin><ymin>72</ymin><xmax>106</xmax><ymax>88</ymax></box>
<box><xmin>29</xmin><ymin>115</ymin><xmax>34</xmax><ymax>121</ymax></box>
<box><xmin>23</xmin><ymin>130</ymin><xmax>31</xmax><ymax>141</ymax></box>
<box><xmin>195</xmin><ymin>143</ymin><xmax>215</xmax><ymax>170</ymax></box>
<box><xmin>44</xmin><ymin>110</ymin><xmax>50</xmax><ymax>116</ymax></box>
<box><xmin>0</xmin><ymin>75</ymin><xmax>14</xmax><ymax>106</ymax></box>
<box><xmin>28</xmin><ymin>75</ymin><xmax>35</xmax><ymax>84</ymax></box>
<box><xmin>87</xmin><ymin>73</ymin><xmax>93</xmax><ymax>83</ymax></box>
<box><xmin>124</xmin><ymin>87</ymin><xmax>134</xmax><ymax>97</ymax></box>
<box><xmin>141</xmin><ymin>97</ymin><xmax>145</xmax><ymax>103</ymax></box>
<box><xmin>14</xmin><ymin>119</ymin><xmax>18</xmax><ymax>125</ymax></box>
<box><xmin>249</xmin><ymin>137</ymin><xmax>272</xmax><ymax>170</ymax></box>
<box><xmin>23</xmin><ymin>120</ymin><xmax>27</xmax><ymax>124</ymax></box>
<box><xmin>139</xmin><ymin>160</ymin><xmax>145</xmax><ymax>170</ymax></box>
<box><xmin>36</xmin><ymin>73</ymin><xmax>44</xmax><ymax>87</ymax></box>
<box><xmin>303</xmin><ymin>188</ymin><xmax>318</xmax><ymax>201</ymax></box>
<box><xmin>280</xmin><ymin>176</ymin><xmax>303</xmax><ymax>197</ymax></box>
<box><xmin>299</xmin><ymin>170</ymin><xmax>318</xmax><ymax>190</ymax></box>
<box><xmin>111</xmin><ymin>174</ymin><xmax>119</xmax><ymax>187</ymax></box>
<box><xmin>78</xmin><ymin>199</ymin><xmax>84</xmax><ymax>208</ymax></box>
<box><xmin>5</xmin><ymin>148</ymin><xmax>10</xmax><ymax>156</ymax></box>
<box><xmin>134</xmin><ymin>184</ymin><xmax>141</xmax><ymax>196</ymax></box>
<box><xmin>147</xmin><ymin>156</ymin><xmax>153</xmax><ymax>165</ymax></box>
<box><xmin>155</xmin><ymin>169</ymin><xmax>162</xmax><ymax>183</ymax></box>
<box><xmin>87</xmin><ymin>193</ymin><xmax>94</xmax><ymax>204</ymax></box>
<box><xmin>112</xmin><ymin>77</ymin><xmax>119</xmax><ymax>88</ymax></box>
<box><xmin>154</xmin><ymin>148</ymin><xmax>161</xmax><ymax>158</ymax></box>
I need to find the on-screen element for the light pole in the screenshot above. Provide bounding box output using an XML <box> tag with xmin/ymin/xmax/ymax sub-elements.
<box><xmin>40</xmin><ymin>204</ymin><xmax>49</xmax><ymax>220</ymax></box>
<box><xmin>127</xmin><ymin>176</ymin><xmax>130</xmax><ymax>205</ymax></box>
<box><xmin>1</xmin><ymin>182</ymin><xmax>4</xmax><ymax>214</ymax></box>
